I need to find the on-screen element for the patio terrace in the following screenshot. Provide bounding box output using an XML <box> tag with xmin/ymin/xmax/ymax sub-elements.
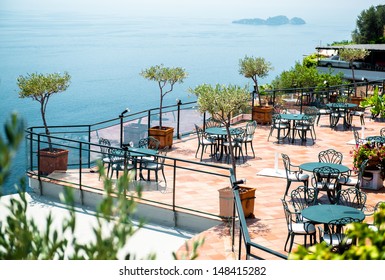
<box><xmin>27</xmin><ymin>109</ymin><xmax>385</xmax><ymax>260</ymax></box>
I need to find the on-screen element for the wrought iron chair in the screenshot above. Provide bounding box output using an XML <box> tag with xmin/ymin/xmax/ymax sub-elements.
<box><xmin>293</xmin><ymin>114</ymin><xmax>316</xmax><ymax>143</ymax></box>
<box><xmin>194</xmin><ymin>124</ymin><xmax>217</xmax><ymax>161</ymax></box>
<box><xmin>109</xmin><ymin>148</ymin><xmax>134</xmax><ymax>179</ymax></box>
<box><xmin>204</xmin><ymin>117</ymin><xmax>222</xmax><ymax>129</ymax></box>
<box><xmin>268</xmin><ymin>114</ymin><xmax>290</xmax><ymax>142</ymax></box>
<box><xmin>281</xmin><ymin>153</ymin><xmax>309</xmax><ymax>197</ymax></box>
<box><xmin>223</xmin><ymin>127</ymin><xmax>246</xmax><ymax>164</ymax></box>
<box><xmin>304</xmin><ymin>106</ymin><xmax>319</xmax><ymax>139</ymax></box>
<box><xmin>366</xmin><ymin>201</ymin><xmax>385</xmax><ymax>231</ymax></box>
<box><xmin>98</xmin><ymin>137</ymin><xmax>112</xmax><ymax>179</ymax></box>
<box><xmin>335</xmin><ymin>187</ymin><xmax>367</xmax><ymax>211</ymax></box>
<box><xmin>140</xmin><ymin>146</ymin><xmax>168</xmax><ymax>187</ymax></box>
<box><xmin>239</xmin><ymin>120</ymin><xmax>257</xmax><ymax>158</ymax></box>
<box><xmin>318</xmin><ymin>217</ymin><xmax>361</xmax><ymax>253</ymax></box>
<box><xmin>353</xmin><ymin>129</ymin><xmax>365</xmax><ymax>146</ymax></box>
<box><xmin>338</xmin><ymin>159</ymin><xmax>368</xmax><ymax>190</ymax></box>
<box><xmin>312</xmin><ymin>166</ymin><xmax>341</xmax><ymax>204</ymax></box>
<box><xmin>380</xmin><ymin>127</ymin><xmax>385</xmax><ymax>137</ymax></box>
<box><xmin>318</xmin><ymin>148</ymin><xmax>343</xmax><ymax>164</ymax></box>
<box><xmin>138</xmin><ymin>136</ymin><xmax>160</xmax><ymax>150</ymax></box>
<box><xmin>281</xmin><ymin>198</ymin><xmax>317</xmax><ymax>253</ymax></box>
<box><xmin>349</xmin><ymin>106</ymin><xmax>365</xmax><ymax>126</ymax></box>
<box><xmin>290</xmin><ymin>185</ymin><xmax>318</xmax><ymax>214</ymax></box>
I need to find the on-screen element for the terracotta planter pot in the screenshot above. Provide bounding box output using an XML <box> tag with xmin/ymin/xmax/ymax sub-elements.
<box><xmin>252</xmin><ymin>106</ymin><xmax>273</xmax><ymax>125</ymax></box>
<box><xmin>38</xmin><ymin>148</ymin><xmax>69</xmax><ymax>175</ymax></box>
<box><xmin>218</xmin><ymin>186</ymin><xmax>256</xmax><ymax>218</ymax></box>
<box><xmin>148</xmin><ymin>126</ymin><xmax>174</xmax><ymax>149</ymax></box>
<box><xmin>350</xmin><ymin>96</ymin><xmax>365</xmax><ymax>106</ymax></box>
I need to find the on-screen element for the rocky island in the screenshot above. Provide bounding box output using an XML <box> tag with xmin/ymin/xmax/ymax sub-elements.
<box><xmin>233</xmin><ymin>15</ymin><xmax>306</xmax><ymax>26</ymax></box>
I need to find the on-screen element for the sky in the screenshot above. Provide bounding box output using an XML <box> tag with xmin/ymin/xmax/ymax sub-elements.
<box><xmin>2</xmin><ymin>0</ymin><xmax>385</xmax><ymax>23</ymax></box>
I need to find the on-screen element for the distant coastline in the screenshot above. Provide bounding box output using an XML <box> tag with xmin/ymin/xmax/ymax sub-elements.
<box><xmin>232</xmin><ymin>15</ymin><xmax>306</xmax><ymax>26</ymax></box>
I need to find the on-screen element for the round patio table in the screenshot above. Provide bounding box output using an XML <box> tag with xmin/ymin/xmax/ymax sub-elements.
<box><xmin>280</xmin><ymin>113</ymin><xmax>305</xmax><ymax>143</ymax></box>
<box><xmin>301</xmin><ymin>204</ymin><xmax>365</xmax><ymax>225</ymax></box>
<box><xmin>326</xmin><ymin>102</ymin><xmax>357</xmax><ymax>129</ymax></box>
<box><xmin>205</xmin><ymin>127</ymin><xmax>242</xmax><ymax>160</ymax></box>
<box><xmin>299</xmin><ymin>162</ymin><xmax>350</xmax><ymax>173</ymax></box>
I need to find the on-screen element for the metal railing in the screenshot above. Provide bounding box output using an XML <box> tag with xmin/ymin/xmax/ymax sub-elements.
<box><xmin>229</xmin><ymin>170</ymin><xmax>287</xmax><ymax>260</ymax></box>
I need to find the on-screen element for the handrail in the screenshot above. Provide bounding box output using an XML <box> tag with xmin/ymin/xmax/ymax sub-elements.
<box><xmin>230</xmin><ymin>170</ymin><xmax>287</xmax><ymax>260</ymax></box>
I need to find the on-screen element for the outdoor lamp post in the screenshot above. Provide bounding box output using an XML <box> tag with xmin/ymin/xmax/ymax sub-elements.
<box><xmin>362</xmin><ymin>77</ymin><xmax>369</xmax><ymax>97</ymax></box>
<box><xmin>119</xmin><ymin>108</ymin><xmax>129</xmax><ymax>148</ymax></box>
<box><xmin>176</xmin><ymin>99</ymin><xmax>182</xmax><ymax>139</ymax></box>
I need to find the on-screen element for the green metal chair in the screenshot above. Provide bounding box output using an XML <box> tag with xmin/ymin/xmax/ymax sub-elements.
<box><xmin>281</xmin><ymin>198</ymin><xmax>316</xmax><ymax>253</ymax></box>
<box><xmin>318</xmin><ymin>148</ymin><xmax>343</xmax><ymax>164</ymax></box>
<box><xmin>239</xmin><ymin>120</ymin><xmax>257</xmax><ymax>158</ymax></box>
<box><xmin>281</xmin><ymin>153</ymin><xmax>309</xmax><ymax>197</ymax></box>
<box><xmin>335</xmin><ymin>187</ymin><xmax>367</xmax><ymax>211</ymax></box>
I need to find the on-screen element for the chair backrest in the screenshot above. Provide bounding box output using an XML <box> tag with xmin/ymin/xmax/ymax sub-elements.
<box><xmin>98</xmin><ymin>137</ymin><xmax>111</xmax><ymax>157</ymax></box>
<box><xmin>195</xmin><ymin>124</ymin><xmax>204</xmax><ymax>144</ymax></box>
<box><xmin>281</xmin><ymin>199</ymin><xmax>293</xmax><ymax>230</ymax></box>
<box><xmin>304</xmin><ymin>106</ymin><xmax>319</xmax><ymax>117</ymax></box>
<box><xmin>290</xmin><ymin>185</ymin><xmax>318</xmax><ymax>212</ymax></box>
<box><xmin>336</xmin><ymin>187</ymin><xmax>367</xmax><ymax>211</ymax></box>
<box><xmin>321</xmin><ymin>216</ymin><xmax>362</xmax><ymax>246</ymax></box>
<box><xmin>313</xmin><ymin>166</ymin><xmax>341</xmax><ymax>190</ymax></box>
<box><xmin>380</xmin><ymin>127</ymin><xmax>385</xmax><ymax>137</ymax></box>
<box><xmin>281</xmin><ymin>153</ymin><xmax>291</xmax><ymax>174</ymax></box>
<box><xmin>138</xmin><ymin>136</ymin><xmax>160</xmax><ymax>150</ymax></box>
<box><xmin>353</xmin><ymin>130</ymin><xmax>361</xmax><ymax>146</ymax></box>
<box><xmin>205</xmin><ymin>117</ymin><xmax>221</xmax><ymax>129</ymax></box>
<box><xmin>318</xmin><ymin>148</ymin><xmax>343</xmax><ymax>164</ymax></box>
<box><xmin>245</xmin><ymin>120</ymin><xmax>257</xmax><ymax>137</ymax></box>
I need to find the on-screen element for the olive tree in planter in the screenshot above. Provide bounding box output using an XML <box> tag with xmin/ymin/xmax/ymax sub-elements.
<box><xmin>190</xmin><ymin>84</ymin><xmax>255</xmax><ymax>218</ymax></box>
<box><xmin>17</xmin><ymin>72</ymin><xmax>71</xmax><ymax>175</ymax></box>
<box><xmin>189</xmin><ymin>83</ymin><xmax>249</xmax><ymax>175</ymax></box>
<box><xmin>140</xmin><ymin>64</ymin><xmax>188</xmax><ymax>148</ymax></box>
<box><xmin>338</xmin><ymin>48</ymin><xmax>370</xmax><ymax>99</ymax></box>
<box><xmin>239</xmin><ymin>55</ymin><xmax>274</xmax><ymax>124</ymax></box>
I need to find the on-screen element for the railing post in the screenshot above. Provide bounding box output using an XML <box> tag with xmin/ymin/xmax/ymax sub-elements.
<box><xmin>37</xmin><ymin>133</ymin><xmax>42</xmax><ymax>195</ymax></box>
<box><xmin>147</xmin><ymin>109</ymin><xmax>151</xmax><ymax>132</ymax></box>
<box><xmin>87</xmin><ymin>125</ymin><xmax>91</xmax><ymax>168</ymax></box>
<box><xmin>79</xmin><ymin>142</ymin><xmax>84</xmax><ymax>205</ymax></box>
<box><xmin>176</xmin><ymin>99</ymin><xmax>182</xmax><ymax>140</ymax></box>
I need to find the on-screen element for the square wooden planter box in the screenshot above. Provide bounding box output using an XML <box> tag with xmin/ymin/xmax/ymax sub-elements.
<box><xmin>148</xmin><ymin>126</ymin><xmax>174</xmax><ymax>149</ymax></box>
<box><xmin>38</xmin><ymin>148</ymin><xmax>69</xmax><ymax>175</ymax></box>
<box><xmin>218</xmin><ymin>186</ymin><xmax>256</xmax><ymax>218</ymax></box>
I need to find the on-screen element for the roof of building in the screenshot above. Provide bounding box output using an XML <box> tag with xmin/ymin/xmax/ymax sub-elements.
<box><xmin>316</xmin><ymin>44</ymin><xmax>385</xmax><ymax>51</ymax></box>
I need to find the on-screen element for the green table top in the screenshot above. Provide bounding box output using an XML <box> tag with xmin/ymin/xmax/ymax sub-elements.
<box><xmin>299</xmin><ymin>162</ymin><xmax>350</xmax><ymax>173</ymax></box>
<box><xmin>279</xmin><ymin>113</ymin><xmax>305</xmax><ymax>121</ymax></box>
<box><xmin>301</xmin><ymin>204</ymin><xmax>365</xmax><ymax>224</ymax></box>
<box><xmin>326</xmin><ymin>102</ymin><xmax>357</xmax><ymax>109</ymax></box>
<box><xmin>128</xmin><ymin>147</ymin><xmax>158</xmax><ymax>157</ymax></box>
<box><xmin>205</xmin><ymin>127</ymin><xmax>241</xmax><ymax>136</ymax></box>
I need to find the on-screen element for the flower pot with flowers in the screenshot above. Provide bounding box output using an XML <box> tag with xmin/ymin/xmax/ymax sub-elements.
<box><xmin>352</xmin><ymin>142</ymin><xmax>385</xmax><ymax>189</ymax></box>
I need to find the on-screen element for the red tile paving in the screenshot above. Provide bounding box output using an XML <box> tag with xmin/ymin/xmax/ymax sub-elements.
<box><xmin>39</xmin><ymin>110</ymin><xmax>385</xmax><ymax>260</ymax></box>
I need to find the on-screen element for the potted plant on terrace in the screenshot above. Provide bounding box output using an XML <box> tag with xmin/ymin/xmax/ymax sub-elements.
<box><xmin>140</xmin><ymin>64</ymin><xmax>188</xmax><ymax>148</ymax></box>
<box><xmin>239</xmin><ymin>55</ymin><xmax>274</xmax><ymax>124</ymax></box>
<box><xmin>189</xmin><ymin>83</ymin><xmax>256</xmax><ymax>218</ymax></box>
<box><xmin>17</xmin><ymin>72</ymin><xmax>71</xmax><ymax>175</ymax></box>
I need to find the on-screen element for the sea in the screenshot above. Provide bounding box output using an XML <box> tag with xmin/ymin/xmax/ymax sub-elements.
<box><xmin>0</xmin><ymin>11</ymin><xmax>355</xmax><ymax>193</ymax></box>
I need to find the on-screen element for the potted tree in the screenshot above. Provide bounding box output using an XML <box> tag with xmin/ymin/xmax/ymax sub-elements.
<box><xmin>239</xmin><ymin>55</ymin><xmax>274</xmax><ymax>124</ymax></box>
<box><xmin>190</xmin><ymin>83</ymin><xmax>255</xmax><ymax>218</ymax></box>
<box><xmin>17</xmin><ymin>72</ymin><xmax>71</xmax><ymax>175</ymax></box>
<box><xmin>338</xmin><ymin>47</ymin><xmax>370</xmax><ymax>104</ymax></box>
<box><xmin>140</xmin><ymin>64</ymin><xmax>188</xmax><ymax>148</ymax></box>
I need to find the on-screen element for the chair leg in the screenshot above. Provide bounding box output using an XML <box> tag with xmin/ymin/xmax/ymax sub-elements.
<box><xmin>195</xmin><ymin>143</ymin><xmax>200</xmax><ymax>158</ymax></box>
<box><xmin>284</xmin><ymin>181</ymin><xmax>292</xmax><ymax>197</ymax></box>
<box><xmin>284</xmin><ymin>233</ymin><xmax>291</xmax><ymax>252</ymax></box>
<box><xmin>288</xmin><ymin>233</ymin><xmax>295</xmax><ymax>253</ymax></box>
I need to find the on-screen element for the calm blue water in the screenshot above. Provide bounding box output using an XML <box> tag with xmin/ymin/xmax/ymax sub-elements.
<box><xmin>0</xmin><ymin>11</ymin><xmax>354</xmax><ymax>193</ymax></box>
